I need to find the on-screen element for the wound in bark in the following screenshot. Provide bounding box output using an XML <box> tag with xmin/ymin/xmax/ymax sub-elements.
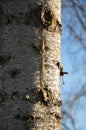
<box><xmin>15</xmin><ymin>113</ymin><xmax>21</xmax><ymax>120</ymax></box>
<box><xmin>0</xmin><ymin>40</ymin><xmax>4</xmax><ymax>50</ymax></box>
<box><xmin>53</xmin><ymin>99</ymin><xmax>62</xmax><ymax>106</ymax></box>
<box><xmin>32</xmin><ymin>42</ymin><xmax>42</xmax><ymax>54</ymax></box>
<box><xmin>55</xmin><ymin>113</ymin><xmax>62</xmax><ymax>120</ymax></box>
<box><xmin>24</xmin><ymin>114</ymin><xmax>34</xmax><ymax>122</ymax></box>
<box><xmin>37</xmin><ymin>87</ymin><xmax>52</xmax><ymax>106</ymax></box>
<box><xmin>0</xmin><ymin>91</ymin><xmax>8</xmax><ymax>104</ymax></box>
<box><xmin>56</xmin><ymin>61</ymin><xmax>60</xmax><ymax>68</ymax></box>
<box><xmin>0</xmin><ymin>54</ymin><xmax>11</xmax><ymax>65</ymax></box>
<box><xmin>57</xmin><ymin>20</ymin><xmax>62</xmax><ymax>33</ymax></box>
<box><xmin>57</xmin><ymin>100</ymin><xmax>62</xmax><ymax>107</ymax></box>
<box><xmin>42</xmin><ymin>9</ymin><xmax>52</xmax><ymax>26</ymax></box>
<box><xmin>10</xmin><ymin>68</ymin><xmax>21</xmax><ymax>78</ymax></box>
<box><xmin>11</xmin><ymin>91</ymin><xmax>19</xmax><ymax>100</ymax></box>
<box><xmin>41</xmin><ymin>8</ymin><xmax>57</xmax><ymax>31</ymax></box>
<box><xmin>0</xmin><ymin>92</ymin><xmax>5</xmax><ymax>103</ymax></box>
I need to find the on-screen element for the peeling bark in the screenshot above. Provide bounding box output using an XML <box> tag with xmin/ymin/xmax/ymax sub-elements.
<box><xmin>0</xmin><ymin>0</ymin><xmax>61</xmax><ymax>130</ymax></box>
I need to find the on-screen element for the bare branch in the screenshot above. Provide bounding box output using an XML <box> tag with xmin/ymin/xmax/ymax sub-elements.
<box><xmin>68</xmin><ymin>83</ymin><xmax>86</xmax><ymax>107</ymax></box>
<box><xmin>70</xmin><ymin>0</ymin><xmax>86</xmax><ymax>30</ymax></box>
<box><xmin>62</xmin><ymin>110</ymin><xmax>76</xmax><ymax>130</ymax></box>
<box><xmin>62</xmin><ymin>122</ymin><xmax>71</xmax><ymax>130</ymax></box>
<box><xmin>64</xmin><ymin>22</ymin><xmax>86</xmax><ymax>50</ymax></box>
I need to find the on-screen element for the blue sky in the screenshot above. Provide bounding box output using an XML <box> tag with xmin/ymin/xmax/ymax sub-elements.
<box><xmin>61</xmin><ymin>1</ymin><xmax>86</xmax><ymax>130</ymax></box>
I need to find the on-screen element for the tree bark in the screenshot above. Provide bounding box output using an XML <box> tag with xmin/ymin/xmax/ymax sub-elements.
<box><xmin>0</xmin><ymin>0</ymin><xmax>61</xmax><ymax>130</ymax></box>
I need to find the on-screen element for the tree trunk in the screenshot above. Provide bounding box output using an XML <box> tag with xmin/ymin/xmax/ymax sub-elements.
<box><xmin>0</xmin><ymin>0</ymin><xmax>61</xmax><ymax>130</ymax></box>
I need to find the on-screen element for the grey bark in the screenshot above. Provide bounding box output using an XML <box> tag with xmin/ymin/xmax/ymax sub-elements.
<box><xmin>0</xmin><ymin>0</ymin><xmax>61</xmax><ymax>130</ymax></box>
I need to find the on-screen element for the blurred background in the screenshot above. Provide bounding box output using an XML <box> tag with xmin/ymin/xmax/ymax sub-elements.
<box><xmin>61</xmin><ymin>0</ymin><xmax>86</xmax><ymax>130</ymax></box>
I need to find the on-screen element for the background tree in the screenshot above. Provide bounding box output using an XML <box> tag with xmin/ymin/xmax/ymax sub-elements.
<box><xmin>0</xmin><ymin>0</ymin><xmax>62</xmax><ymax>130</ymax></box>
<box><xmin>61</xmin><ymin>0</ymin><xmax>86</xmax><ymax>130</ymax></box>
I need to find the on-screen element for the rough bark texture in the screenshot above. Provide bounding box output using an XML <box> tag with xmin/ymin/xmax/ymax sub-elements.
<box><xmin>0</xmin><ymin>0</ymin><xmax>61</xmax><ymax>130</ymax></box>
